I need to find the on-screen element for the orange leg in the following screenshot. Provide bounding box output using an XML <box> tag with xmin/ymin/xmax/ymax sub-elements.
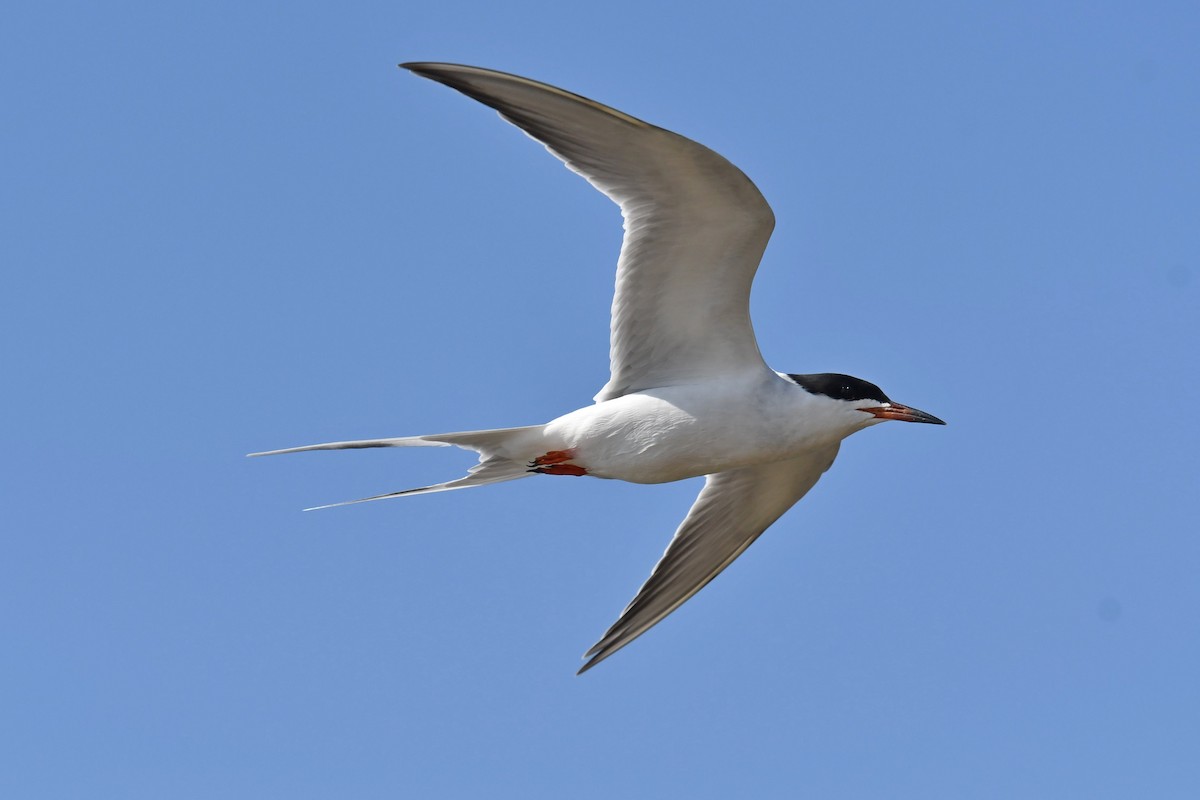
<box><xmin>531</xmin><ymin>449</ymin><xmax>577</xmax><ymax>466</ymax></box>
<box><xmin>529</xmin><ymin>448</ymin><xmax>587</xmax><ymax>476</ymax></box>
<box><xmin>533</xmin><ymin>463</ymin><xmax>588</xmax><ymax>477</ymax></box>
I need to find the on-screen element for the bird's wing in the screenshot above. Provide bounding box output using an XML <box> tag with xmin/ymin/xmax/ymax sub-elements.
<box><xmin>402</xmin><ymin>63</ymin><xmax>777</xmax><ymax>401</ymax></box>
<box><xmin>579</xmin><ymin>445</ymin><xmax>841</xmax><ymax>673</ymax></box>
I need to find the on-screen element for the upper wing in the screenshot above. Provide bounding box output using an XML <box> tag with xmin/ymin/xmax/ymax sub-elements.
<box><xmin>402</xmin><ymin>63</ymin><xmax>776</xmax><ymax>401</ymax></box>
<box><xmin>579</xmin><ymin>445</ymin><xmax>841</xmax><ymax>674</ymax></box>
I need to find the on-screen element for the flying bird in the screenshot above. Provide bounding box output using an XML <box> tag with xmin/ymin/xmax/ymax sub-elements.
<box><xmin>252</xmin><ymin>63</ymin><xmax>945</xmax><ymax>673</ymax></box>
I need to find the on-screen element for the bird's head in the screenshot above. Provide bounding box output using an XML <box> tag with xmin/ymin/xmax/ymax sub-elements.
<box><xmin>787</xmin><ymin>373</ymin><xmax>946</xmax><ymax>431</ymax></box>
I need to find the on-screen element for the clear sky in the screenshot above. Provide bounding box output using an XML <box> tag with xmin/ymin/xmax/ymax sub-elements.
<box><xmin>4</xmin><ymin>1</ymin><xmax>1199</xmax><ymax>798</ymax></box>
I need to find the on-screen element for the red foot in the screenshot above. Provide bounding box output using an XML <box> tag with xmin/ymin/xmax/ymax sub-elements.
<box><xmin>532</xmin><ymin>449</ymin><xmax>577</xmax><ymax>466</ymax></box>
<box><xmin>533</xmin><ymin>463</ymin><xmax>588</xmax><ymax>477</ymax></box>
<box><xmin>530</xmin><ymin>448</ymin><xmax>587</xmax><ymax>476</ymax></box>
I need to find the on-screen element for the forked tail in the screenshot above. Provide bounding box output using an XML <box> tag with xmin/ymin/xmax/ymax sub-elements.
<box><xmin>248</xmin><ymin>424</ymin><xmax>547</xmax><ymax>510</ymax></box>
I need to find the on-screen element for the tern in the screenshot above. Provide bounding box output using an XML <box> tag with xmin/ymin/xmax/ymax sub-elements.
<box><xmin>252</xmin><ymin>63</ymin><xmax>946</xmax><ymax>673</ymax></box>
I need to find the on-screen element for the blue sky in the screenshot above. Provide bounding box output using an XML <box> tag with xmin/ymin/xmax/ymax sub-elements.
<box><xmin>4</xmin><ymin>1</ymin><xmax>1199</xmax><ymax>797</ymax></box>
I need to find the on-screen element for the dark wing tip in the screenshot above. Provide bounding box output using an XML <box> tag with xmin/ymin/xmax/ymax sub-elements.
<box><xmin>575</xmin><ymin>619</ymin><xmax>645</xmax><ymax>675</ymax></box>
<box><xmin>400</xmin><ymin>62</ymin><xmax>503</xmax><ymax>83</ymax></box>
<box><xmin>399</xmin><ymin>62</ymin><xmax>486</xmax><ymax>89</ymax></box>
<box><xmin>399</xmin><ymin>61</ymin><xmax>447</xmax><ymax>75</ymax></box>
<box><xmin>399</xmin><ymin>62</ymin><xmax>462</xmax><ymax>84</ymax></box>
<box><xmin>576</xmin><ymin>648</ymin><xmax>610</xmax><ymax>676</ymax></box>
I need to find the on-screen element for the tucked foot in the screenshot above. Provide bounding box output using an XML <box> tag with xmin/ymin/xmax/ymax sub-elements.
<box><xmin>531</xmin><ymin>449</ymin><xmax>577</xmax><ymax>466</ymax></box>
<box><xmin>529</xmin><ymin>449</ymin><xmax>588</xmax><ymax>476</ymax></box>
<box><xmin>531</xmin><ymin>463</ymin><xmax>588</xmax><ymax>476</ymax></box>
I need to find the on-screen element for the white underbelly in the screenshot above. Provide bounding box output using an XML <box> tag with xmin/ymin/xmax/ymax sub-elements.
<box><xmin>542</xmin><ymin>386</ymin><xmax>822</xmax><ymax>484</ymax></box>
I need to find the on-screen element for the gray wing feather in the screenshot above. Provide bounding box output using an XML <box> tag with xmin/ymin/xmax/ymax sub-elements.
<box><xmin>579</xmin><ymin>445</ymin><xmax>840</xmax><ymax>673</ymax></box>
<box><xmin>402</xmin><ymin>63</ymin><xmax>776</xmax><ymax>401</ymax></box>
